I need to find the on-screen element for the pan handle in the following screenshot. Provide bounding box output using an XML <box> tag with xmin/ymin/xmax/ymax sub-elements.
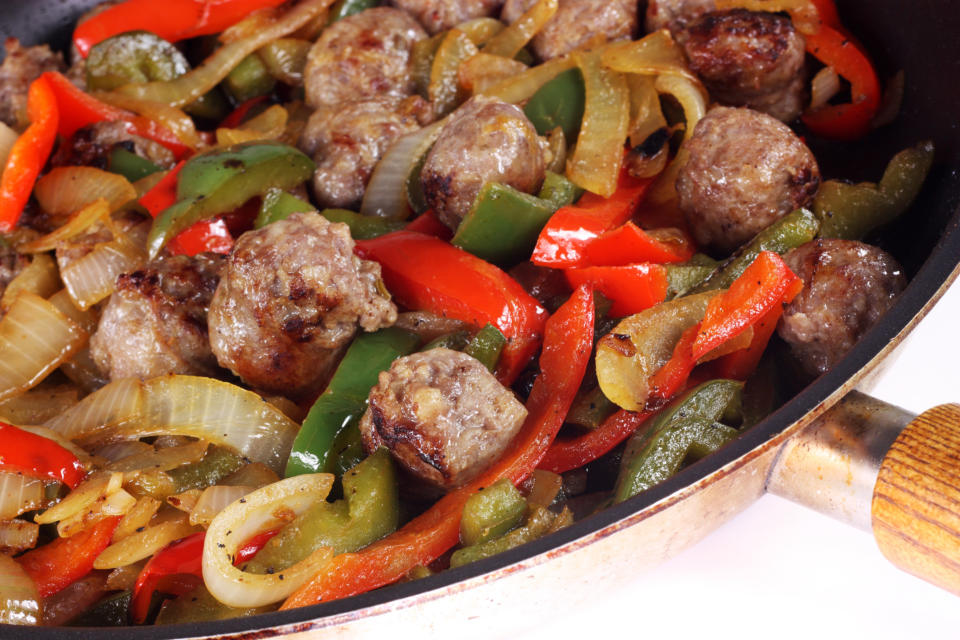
<box><xmin>767</xmin><ymin>392</ymin><xmax>960</xmax><ymax>596</ymax></box>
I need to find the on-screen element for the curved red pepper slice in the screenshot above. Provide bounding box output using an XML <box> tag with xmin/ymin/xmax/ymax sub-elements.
<box><xmin>281</xmin><ymin>285</ymin><xmax>595</xmax><ymax>610</ymax></box>
<box><xmin>131</xmin><ymin>531</ymin><xmax>206</xmax><ymax>624</ymax></box>
<box><xmin>355</xmin><ymin>231</ymin><xmax>548</xmax><ymax>385</ymax></box>
<box><xmin>584</xmin><ymin>221</ymin><xmax>695</xmax><ymax>266</ymax></box>
<box><xmin>564</xmin><ymin>263</ymin><xmax>668</xmax><ymax>317</ymax></box>
<box><xmin>540</xmin><ymin>409</ymin><xmax>652</xmax><ymax>474</ymax></box>
<box><xmin>0</xmin><ymin>422</ymin><xmax>86</xmax><ymax>488</ymax></box>
<box><xmin>18</xmin><ymin>516</ymin><xmax>120</xmax><ymax>598</ymax></box>
<box><xmin>0</xmin><ymin>75</ymin><xmax>58</xmax><ymax>232</ymax></box>
<box><xmin>74</xmin><ymin>0</ymin><xmax>291</xmax><ymax>58</ymax></box>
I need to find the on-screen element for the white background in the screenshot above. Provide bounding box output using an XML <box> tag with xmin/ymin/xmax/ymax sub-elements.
<box><xmin>528</xmin><ymin>279</ymin><xmax>960</xmax><ymax>638</ymax></box>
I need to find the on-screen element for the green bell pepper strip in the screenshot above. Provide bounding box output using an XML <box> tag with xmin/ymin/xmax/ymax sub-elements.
<box><xmin>690</xmin><ymin>208</ymin><xmax>820</xmax><ymax>294</ymax></box>
<box><xmin>450</xmin><ymin>505</ymin><xmax>571</xmax><ymax>568</ymax></box>
<box><xmin>223</xmin><ymin>54</ymin><xmax>276</xmax><ymax>103</ymax></box>
<box><xmin>814</xmin><ymin>141</ymin><xmax>934</xmax><ymax>240</ymax></box>
<box><xmin>565</xmin><ymin>385</ymin><xmax>618</xmax><ymax>430</ymax></box>
<box><xmin>86</xmin><ymin>31</ymin><xmax>189</xmax><ymax>91</ymax></box>
<box><xmin>464</xmin><ymin>323</ymin><xmax>507</xmax><ymax>371</ymax></box>
<box><xmin>686</xmin><ymin>422</ymin><xmax>741</xmax><ymax>460</ymax></box>
<box><xmin>452</xmin><ymin>182</ymin><xmax>557</xmax><ymax>266</ymax></box>
<box><xmin>321</xmin><ymin>209</ymin><xmax>407</xmax><ymax>239</ymax></box>
<box><xmin>328</xmin><ymin>0</ymin><xmax>380</xmax><ymax>22</ymax></box>
<box><xmin>523</xmin><ymin>68</ymin><xmax>585</xmax><ymax>143</ymax></box>
<box><xmin>169</xmin><ymin>446</ymin><xmax>244</xmax><ymax>492</ymax></box>
<box><xmin>257</xmin><ymin>39</ymin><xmax>311</xmax><ymax>86</ymax></box>
<box><xmin>327</xmin><ymin>422</ymin><xmax>366</xmax><ymax>478</ymax></box>
<box><xmin>422</xmin><ymin>330</ymin><xmax>471</xmax><ymax>352</ymax></box>
<box><xmin>156</xmin><ymin>584</ymin><xmax>266</xmax><ymax>625</ymax></box>
<box><xmin>285</xmin><ymin>327</ymin><xmax>420</xmax><ymax>478</ymax></box>
<box><xmin>254</xmin><ymin>187</ymin><xmax>316</xmax><ymax>228</ymax></box>
<box><xmin>108</xmin><ymin>146</ymin><xmax>162</xmax><ymax>182</ymax></box>
<box><xmin>613</xmin><ymin>379</ymin><xmax>742</xmax><ymax>504</ymax></box>
<box><xmin>248</xmin><ymin>449</ymin><xmax>400</xmax><ymax>573</ymax></box>
<box><xmin>538</xmin><ymin>170</ymin><xmax>583</xmax><ymax>209</ymax></box>
<box><xmin>148</xmin><ymin>142</ymin><xmax>314</xmax><ymax>258</ymax></box>
<box><xmin>459</xmin><ymin>478</ymin><xmax>527</xmax><ymax>547</ymax></box>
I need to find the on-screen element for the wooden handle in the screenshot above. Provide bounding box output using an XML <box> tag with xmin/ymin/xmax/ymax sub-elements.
<box><xmin>872</xmin><ymin>403</ymin><xmax>960</xmax><ymax>595</ymax></box>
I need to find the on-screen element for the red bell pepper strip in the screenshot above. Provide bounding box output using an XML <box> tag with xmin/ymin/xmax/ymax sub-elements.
<box><xmin>139</xmin><ymin>161</ymin><xmax>235</xmax><ymax>256</ymax></box>
<box><xmin>73</xmin><ymin>0</ymin><xmax>291</xmax><ymax>58</ymax></box>
<box><xmin>540</xmin><ymin>409</ymin><xmax>652</xmax><ymax>474</ymax></box>
<box><xmin>220</xmin><ymin>96</ymin><xmax>270</xmax><ymax>129</ymax></box>
<box><xmin>0</xmin><ymin>422</ymin><xmax>85</xmax><ymax>488</ymax></box>
<box><xmin>18</xmin><ymin>516</ymin><xmax>120</xmax><ymax>598</ymax></box>
<box><xmin>564</xmin><ymin>264</ymin><xmax>668</xmax><ymax>317</ymax></box>
<box><xmin>531</xmin><ymin>174</ymin><xmax>653</xmax><ymax>268</ymax></box>
<box><xmin>281</xmin><ymin>284</ymin><xmax>595</xmax><ymax>610</ymax></box>
<box><xmin>42</xmin><ymin>71</ymin><xmax>192</xmax><ymax>159</ymax></box>
<box><xmin>692</xmin><ymin>251</ymin><xmax>802</xmax><ymax>360</ymax></box>
<box><xmin>234</xmin><ymin>528</ymin><xmax>280</xmax><ymax>566</ymax></box>
<box><xmin>404</xmin><ymin>209</ymin><xmax>452</xmax><ymax>240</ymax></box>
<box><xmin>647</xmin><ymin>324</ymin><xmax>700</xmax><ymax>402</ymax></box>
<box><xmin>355</xmin><ymin>231</ymin><xmax>548</xmax><ymax>385</ymax></box>
<box><xmin>131</xmin><ymin>531</ymin><xmax>206</xmax><ymax>624</ymax></box>
<box><xmin>801</xmin><ymin>25</ymin><xmax>881</xmax><ymax>141</ymax></box>
<box><xmin>0</xmin><ymin>75</ymin><xmax>58</xmax><ymax>232</ymax></box>
<box><xmin>583</xmin><ymin>222</ymin><xmax>695</xmax><ymax>266</ymax></box>
<box><xmin>710</xmin><ymin>303</ymin><xmax>785</xmax><ymax>381</ymax></box>
<box><xmin>809</xmin><ymin>0</ymin><xmax>843</xmax><ymax>31</ymax></box>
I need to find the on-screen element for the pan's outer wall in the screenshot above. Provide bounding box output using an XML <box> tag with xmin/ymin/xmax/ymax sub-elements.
<box><xmin>4</xmin><ymin>1</ymin><xmax>960</xmax><ymax>638</ymax></box>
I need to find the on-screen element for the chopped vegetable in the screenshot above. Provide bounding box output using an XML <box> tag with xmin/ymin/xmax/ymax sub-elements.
<box><xmin>86</xmin><ymin>31</ymin><xmax>190</xmax><ymax>91</ymax></box>
<box><xmin>564</xmin><ymin>264</ymin><xmax>668</xmax><ymax>317</ymax></box>
<box><xmin>459</xmin><ymin>478</ymin><xmax>527</xmax><ymax>547</ymax></box>
<box><xmin>464</xmin><ymin>324</ymin><xmax>508</xmax><ymax>372</ymax></box>
<box><xmin>0</xmin><ymin>421</ymin><xmax>85</xmax><ymax>488</ymax></box>
<box><xmin>0</xmin><ymin>554</ymin><xmax>41</xmax><ymax>625</ymax></box>
<box><xmin>18</xmin><ymin>516</ymin><xmax>120</xmax><ymax>598</ymax></box>
<box><xmin>131</xmin><ymin>531</ymin><xmax>206</xmax><ymax>624</ymax></box>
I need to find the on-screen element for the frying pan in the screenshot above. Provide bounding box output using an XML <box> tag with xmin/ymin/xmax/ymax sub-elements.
<box><xmin>5</xmin><ymin>0</ymin><xmax>960</xmax><ymax>637</ymax></box>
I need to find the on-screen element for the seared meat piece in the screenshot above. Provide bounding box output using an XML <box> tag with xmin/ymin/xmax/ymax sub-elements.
<box><xmin>208</xmin><ymin>212</ymin><xmax>397</xmax><ymax>398</ymax></box>
<box><xmin>500</xmin><ymin>0</ymin><xmax>637</xmax><ymax>60</ymax></box>
<box><xmin>420</xmin><ymin>95</ymin><xmax>546</xmax><ymax>231</ymax></box>
<box><xmin>52</xmin><ymin>121</ymin><xmax>176</xmax><ymax>170</ymax></box>
<box><xmin>359</xmin><ymin>348</ymin><xmax>527</xmax><ymax>490</ymax></box>
<box><xmin>645</xmin><ymin>0</ymin><xmax>716</xmax><ymax>33</ymax></box>
<box><xmin>0</xmin><ymin>38</ymin><xmax>65</xmax><ymax>131</ymax></box>
<box><xmin>90</xmin><ymin>253</ymin><xmax>224</xmax><ymax>381</ymax></box>
<box><xmin>391</xmin><ymin>0</ymin><xmax>505</xmax><ymax>34</ymax></box>
<box><xmin>676</xmin><ymin>106</ymin><xmax>820</xmax><ymax>255</ymax></box>
<box><xmin>778</xmin><ymin>239</ymin><xmax>906</xmax><ymax>377</ymax></box>
<box><xmin>677</xmin><ymin>9</ymin><xmax>806</xmax><ymax>122</ymax></box>
<box><xmin>299</xmin><ymin>96</ymin><xmax>433</xmax><ymax>209</ymax></box>
<box><xmin>303</xmin><ymin>7</ymin><xmax>426</xmax><ymax>109</ymax></box>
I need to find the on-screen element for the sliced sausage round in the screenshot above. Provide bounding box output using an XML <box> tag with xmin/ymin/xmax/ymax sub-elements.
<box><xmin>676</xmin><ymin>106</ymin><xmax>820</xmax><ymax>255</ymax></box>
<box><xmin>777</xmin><ymin>238</ymin><xmax>907</xmax><ymax>376</ymax></box>
<box><xmin>420</xmin><ymin>95</ymin><xmax>546</xmax><ymax>230</ymax></box>
<box><xmin>207</xmin><ymin>212</ymin><xmax>397</xmax><ymax>398</ymax></box>
<box><xmin>299</xmin><ymin>96</ymin><xmax>433</xmax><ymax>210</ymax></box>
<box><xmin>0</xmin><ymin>38</ymin><xmax>65</xmax><ymax>131</ymax></box>
<box><xmin>359</xmin><ymin>348</ymin><xmax>528</xmax><ymax>490</ymax></box>
<box><xmin>303</xmin><ymin>7</ymin><xmax>426</xmax><ymax>109</ymax></box>
<box><xmin>677</xmin><ymin>9</ymin><xmax>806</xmax><ymax>122</ymax></box>
<box><xmin>390</xmin><ymin>0</ymin><xmax>505</xmax><ymax>35</ymax></box>
<box><xmin>500</xmin><ymin>0</ymin><xmax>637</xmax><ymax>60</ymax></box>
<box><xmin>90</xmin><ymin>253</ymin><xmax>224</xmax><ymax>381</ymax></box>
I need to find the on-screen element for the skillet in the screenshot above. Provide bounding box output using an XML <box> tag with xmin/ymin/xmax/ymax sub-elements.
<box><xmin>3</xmin><ymin>0</ymin><xmax>960</xmax><ymax>637</ymax></box>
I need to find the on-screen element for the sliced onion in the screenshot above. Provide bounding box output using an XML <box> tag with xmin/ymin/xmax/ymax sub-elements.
<box><xmin>0</xmin><ymin>292</ymin><xmax>87</xmax><ymax>403</ymax></box>
<box><xmin>0</xmin><ymin>385</ymin><xmax>80</xmax><ymax>426</ymax></box>
<box><xmin>35</xmin><ymin>471</ymin><xmax>122</xmax><ymax>526</ymax></box>
<box><xmin>115</xmin><ymin>0</ymin><xmax>336</xmax><ymax>107</ymax></box>
<box><xmin>809</xmin><ymin>65</ymin><xmax>841</xmax><ymax>111</ymax></box>
<box><xmin>59</xmin><ymin>220</ymin><xmax>149</xmax><ymax>310</ymax></box>
<box><xmin>459</xmin><ymin>53</ymin><xmax>528</xmax><ymax>95</ymax></box>
<box><xmin>113</xmin><ymin>496</ymin><xmax>162</xmax><ymax>542</ymax></box>
<box><xmin>626</xmin><ymin>74</ymin><xmax>668</xmax><ymax>149</ymax></box>
<box><xmin>600</xmin><ymin>30</ymin><xmax>699</xmax><ymax>84</ymax></box>
<box><xmin>0</xmin><ymin>473</ymin><xmax>44</xmax><ymax>521</ymax></box>
<box><xmin>108</xmin><ymin>440</ymin><xmax>209</xmax><ymax>473</ymax></box>
<box><xmin>92</xmin><ymin>91</ymin><xmax>204</xmax><ymax>149</ymax></box>
<box><xmin>428</xmin><ymin>29</ymin><xmax>479</xmax><ymax>117</ymax></box>
<box><xmin>203</xmin><ymin>474</ymin><xmax>334</xmax><ymax>608</ymax></box>
<box><xmin>166</xmin><ymin>489</ymin><xmax>202</xmax><ymax>514</ymax></box>
<box><xmin>190</xmin><ymin>485</ymin><xmax>255</xmax><ymax>527</ymax></box>
<box><xmin>0</xmin><ymin>554</ymin><xmax>41</xmax><ymax>625</ymax></box>
<box><xmin>94</xmin><ymin>513</ymin><xmax>197</xmax><ymax>569</ymax></box>
<box><xmin>93</xmin><ymin>440</ymin><xmax>152</xmax><ymax>463</ymax></box>
<box><xmin>33</xmin><ymin>167</ymin><xmax>137</xmax><ymax>218</ymax></box>
<box><xmin>456</xmin><ymin>17</ymin><xmax>506</xmax><ymax>45</ymax></box>
<box><xmin>222</xmin><ymin>463</ymin><xmax>280</xmax><ymax>488</ymax></box>
<box><xmin>654</xmin><ymin>73</ymin><xmax>708</xmax><ymax>141</ymax></box>
<box><xmin>57</xmin><ymin>488</ymin><xmax>136</xmax><ymax>538</ymax></box>
<box><xmin>60</xmin><ymin>346</ymin><xmax>109</xmax><ymax>394</ymax></box>
<box><xmin>566</xmin><ymin>49</ymin><xmax>630</xmax><ymax>197</ymax></box>
<box><xmin>105</xmin><ymin>561</ymin><xmax>146</xmax><ymax>591</ymax></box>
<box><xmin>216</xmin><ymin>104</ymin><xmax>288</xmax><ymax>147</ymax></box>
<box><xmin>544</xmin><ymin>126</ymin><xmax>567</xmax><ymax>174</ymax></box>
<box><xmin>47</xmin><ymin>376</ymin><xmax>299</xmax><ymax>474</ymax></box>
<box><xmin>525</xmin><ymin>469</ymin><xmax>563</xmax><ymax>509</ymax></box>
<box><xmin>360</xmin><ymin>119</ymin><xmax>446</xmax><ymax>219</ymax></box>
<box><xmin>483</xmin><ymin>0</ymin><xmax>557</xmax><ymax>59</ymax></box>
<box><xmin>20</xmin><ymin>199</ymin><xmax>111</xmax><ymax>254</ymax></box>
<box><xmin>0</xmin><ymin>122</ymin><xmax>18</xmax><ymax>172</ymax></box>
<box><xmin>482</xmin><ymin>55</ymin><xmax>576</xmax><ymax>103</ymax></box>
<box><xmin>0</xmin><ymin>519</ymin><xmax>39</xmax><ymax>552</ymax></box>
<box><xmin>0</xmin><ymin>254</ymin><xmax>61</xmax><ymax>310</ymax></box>
<box><xmin>46</xmin><ymin>289</ymin><xmax>98</xmax><ymax>335</ymax></box>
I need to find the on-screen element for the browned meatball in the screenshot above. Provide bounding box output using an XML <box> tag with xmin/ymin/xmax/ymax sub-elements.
<box><xmin>299</xmin><ymin>96</ymin><xmax>433</xmax><ymax>209</ymax></box>
<box><xmin>677</xmin><ymin>10</ymin><xmax>806</xmax><ymax>122</ymax></box>
<box><xmin>359</xmin><ymin>348</ymin><xmax>528</xmax><ymax>490</ymax></box>
<box><xmin>420</xmin><ymin>95</ymin><xmax>546</xmax><ymax>230</ymax></box>
<box><xmin>778</xmin><ymin>239</ymin><xmax>906</xmax><ymax>376</ymax></box>
<box><xmin>0</xmin><ymin>39</ymin><xmax>65</xmax><ymax>131</ymax></box>
<box><xmin>645</xmin><ymin>0</ymin><xmax>716</xmax><ymax>33</ymax></box>
<box><xmin>90</xmin><ymin>254</ymin><xmax>224</xmax><ymax>381</ymax></box>
<box><xmin>676</xmin><ymin>106</ymin><xmax>820</xmax><ymax>254</ymax></box>
<box><xmin>51</xmin><ymin>121</ymin><xmax>176</xmax><ymax>170</ymax></box>
<box><xmin>501</xmin><ymin>0</ymin><xmax>637</xmax><ymax>60</ymax></box>
<box><xmin>303</xmin><ymin>7</ymin><xmax>426</xmax><ymax>109</ymax></box>
<box><xmin>391</xmin><ymin>0</ymin><xmax>504</xmax><ymax>34</ymax></box>
<box><xmin>208</xmin><ymin>212</ymin><xmax>397</xmax><ymax>398</ymax></box>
